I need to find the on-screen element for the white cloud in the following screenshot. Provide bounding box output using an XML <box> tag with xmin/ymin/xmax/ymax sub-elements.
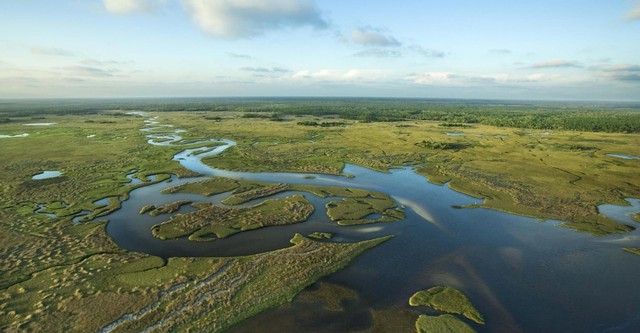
<box><xmin>103</xmin><ymin>0</ymin><xmax>159</xmax><ymax>14</ymax></box>
<box><xmin>351</xmin><ymin>28</ymin><xmax>401</xmax><ymax>47</ymax></box>
<box><xmin>182</xmin><ymin>0</ymin><xmax>327</xmax><ymax>38</ymax></box>
<box><xmin>529</xmin><ymin>59</ymin><xmax>582</xmax><ymax>69</ymax></box>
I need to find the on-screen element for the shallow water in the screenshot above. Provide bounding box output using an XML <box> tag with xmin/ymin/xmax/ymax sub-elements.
<box><xmin>32</xmin><ymin>170</ymin><xmax>62</xmax><ymax>180</ymax></box>
<box><xmin>0</xmin><ymin>133</ymin><xmax>29</xmax><ymax>138</ymax></box>
<box><xmin>607</xmin><ymin>154</ymin><xmax>640</xmax><ymax>160</ymax></box>
<box><xmin>101</xmin><ymin>114</ymin><xmax>640</xmax><ymax>333</ymax></box>
<box><xmin>23</xmin><ymin>122</ymin><xmax>56</xmax><ymax>126</ymax></box>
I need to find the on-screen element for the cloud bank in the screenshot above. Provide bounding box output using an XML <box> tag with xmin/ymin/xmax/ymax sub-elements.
<box><xmin>599</xmin><ymin>64</ymin><xmax>640</xmax><ymax>81</ymax></box>
<box><xmin>182</xmin><ymin>0</ymin><xmax>327</xmax><ymax>38</ymax></box>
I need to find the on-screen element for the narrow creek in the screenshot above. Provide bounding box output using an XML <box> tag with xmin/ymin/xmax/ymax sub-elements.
<box><xmin>101</xmin><ymin>113</ymin><xmax>640</xmax><ymax>333</ymax></box>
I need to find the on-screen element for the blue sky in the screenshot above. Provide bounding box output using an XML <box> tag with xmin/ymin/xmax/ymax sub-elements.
<box><xmin>1</xmin><ymin>0</ymin><xmax>639</xmax><ymax>100</ymax></box>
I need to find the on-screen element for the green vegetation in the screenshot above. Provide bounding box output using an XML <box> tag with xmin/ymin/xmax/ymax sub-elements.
<box><xmin>1</xmin><ymin>234</ymin><xmax>391</xmax><ymax>332</ymax></box>
<box><xmin>415</xmin><ymin>314</ymin><xmax>476</xmax><ymax>333</ymax></box>
<box><xmin>139</xmin><ymin>204</ymin><xmax>155</xmax><ymax>214</ymax></box>
<box><xmin>623</xmin><ymin>248</ymin><xmax>640</xmax><ymax>256</ymax></box>
<box><xmin>416</xmin><ymin>139</ymin><xmax>467</xmax><ymax>150</ymax></box>
<box><xmin>163</xmin><ymin>177</ymin><xmax>405</xmax><ymax>225</ymax></box>
<box><xmin>151</xmin><ymin>195</ymin><xmax>314</xmax><ymax>241</ymax></box>
<box><xmin>308</xmin><ymin>232</ymin><xmax>333</xmax><ymax>240</ymax></box>
<box><xmin>440</xmin><ymin>123</ymin><xmax>473</xmax><ymax>128</ymax></box>
<box><xmin>4</xmin><ymin>98</ymin><xmax>637</xmax><ymax>133</ymax></box>
<box><xmin>409</xmin><ymin>286</ymin><xmax>484</xmax><ymax>325</ymax></box>
<box><xmin>326</xmin><ymin>197</ymin><xmax>404</xmax><ymax>225</ymax></box>
<box><xmin>145</xmin><ymin>200</ymin><xmax>191</xmax><ymax>216</ymax></box>
<box><xmin>162</xmin><ymin>177</ymin><xmax>240</xmax><ymax>196</ymax></box>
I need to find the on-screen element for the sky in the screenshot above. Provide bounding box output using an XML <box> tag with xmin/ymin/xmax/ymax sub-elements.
<box><xmin>1</xmin><ymin>0</ymin><xmax>639</xmax><ymax>101</ymax></box>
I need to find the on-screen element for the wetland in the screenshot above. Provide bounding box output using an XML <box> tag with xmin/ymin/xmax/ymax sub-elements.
<box><xmin>1</xmin><ymin>98</ymin><xmax>639</xmax><ymax>333</ymax></box>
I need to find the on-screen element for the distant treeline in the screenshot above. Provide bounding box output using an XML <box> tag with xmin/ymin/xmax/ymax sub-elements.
<box><xmin>1</xmin><ymin>97</ymin><xmax>639</xmax><ymax>133</ymax></box>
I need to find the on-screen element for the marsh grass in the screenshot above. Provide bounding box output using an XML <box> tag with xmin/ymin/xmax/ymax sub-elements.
<box><xmin>409</xmin><ymin>286</ymin><xmax>484</xmax><ymax>325</ymax></box>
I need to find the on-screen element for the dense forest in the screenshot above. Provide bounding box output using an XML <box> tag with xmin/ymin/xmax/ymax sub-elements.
<box><xmin>1</xmin><ymin>97</ymin><xmax>639</xmax><ymax>133</ymax></box>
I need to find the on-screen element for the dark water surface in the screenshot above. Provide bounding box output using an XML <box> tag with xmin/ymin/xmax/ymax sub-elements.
<box><xmin>102</xmin><ymin>115</ymin><xmax>640</xmax><ymax>333</ymax></box>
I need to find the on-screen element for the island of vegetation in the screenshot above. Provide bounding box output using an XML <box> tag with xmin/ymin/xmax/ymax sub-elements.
<box><xmin>151</xmin><ymin>195</ymin><xmax>314</xmax><ymax>241</ymax></box>
<box><xmin>409</xmin><ymin>286</ymin><xmax>485</xmax><ymax>333</ymax></box>
<box><xmin>409</xmin><ymin>286</ymin><xmax>485</xmax><ymax>325</ymax></box>
<box><xmin>308</xmin><ymin>232</ymin><xmax>333</xmax><ymax>240</ymax></box>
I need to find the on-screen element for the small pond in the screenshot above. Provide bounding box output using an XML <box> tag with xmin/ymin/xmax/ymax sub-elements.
<box><xmin>32</xmin><ymin>170</ymin><xmax>62</xmax><ymax>180</ymax></box>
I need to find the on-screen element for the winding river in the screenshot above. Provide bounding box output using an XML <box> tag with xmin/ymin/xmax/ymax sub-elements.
<box><xmin>102</xmin><ymin>114</ymin><xmax>640</xmax><ymax>333</ymax></box>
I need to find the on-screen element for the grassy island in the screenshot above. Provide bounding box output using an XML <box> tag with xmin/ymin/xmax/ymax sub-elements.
<box><xmin>409</xmin><ymin>286</ymin><xmax>485</xmax><ymax>325</ymax></box>
<box><xmin>151</xmin><ymin>195</ymin><xmax>314</xmax><ymax>241</ymax></box>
